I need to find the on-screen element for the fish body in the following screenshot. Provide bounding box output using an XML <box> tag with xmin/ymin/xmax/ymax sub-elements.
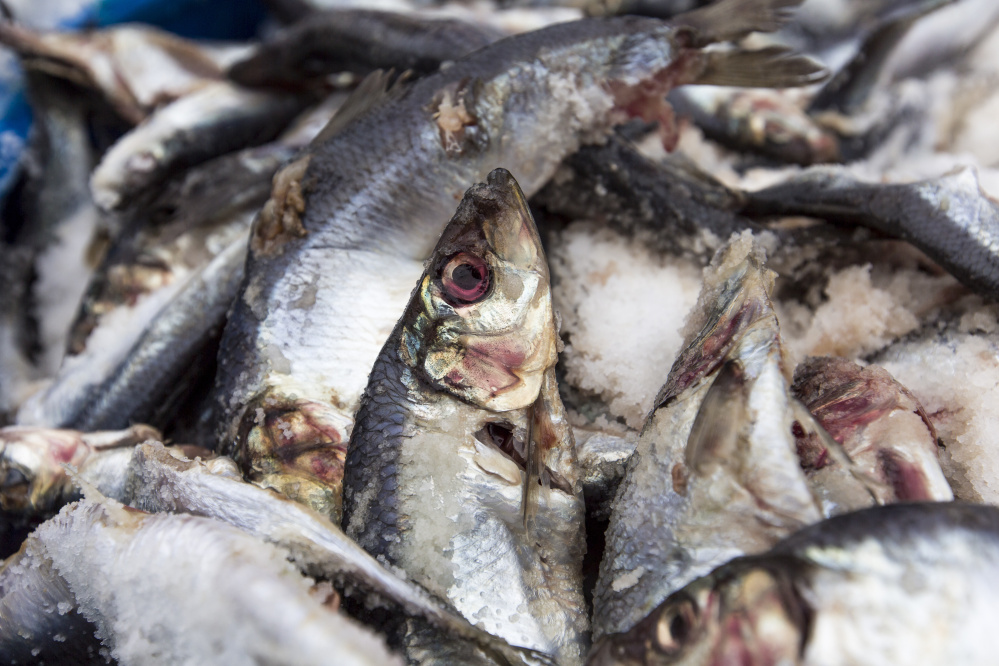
<box><xmin>593</xmin><ymin>235</ymin><xmax>872</xmax><ymax>640</ymax></box>
<box><xmin>741</xmin><ymin>166</ymin><xmax>999</xmax><ymax>300</ymax></box>
<box><xmin>1</xmin><ymin>493</ymin><xmax>402</xmax><ymax>666</ymax></box>
<box><xmin>589</xmin><ymin>502</ymin><xmax>999</xmax><ymax>666</ymax></box>
<box><xmin>343</xmin><ymin>169</ymin><xmax>586</xmax><ymax>663</ymax></box>
<box><xmin>215</xmin><ymin>0</ymin><xmax>826</xmax><ymax>522</ymax></box>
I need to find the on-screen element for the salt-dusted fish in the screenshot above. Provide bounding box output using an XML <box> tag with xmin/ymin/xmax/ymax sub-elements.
<box><xmin>593</xmin><ymin>235</ymin><xmax>873</xmax><ymax>640</ymax></box>
<box><xmin>0</xmin><ymin>493</ymin><xmax>402</xmax><ymax>666</ymax></box>
<box><xmin>792</xmin><ymin>356</ymin><xmax>953</xmax><ymax>503</ymax></box>
<box><xmin>343</xmin><ymin>169</ymin><xmax>586</xmax><ymax>664</ymax></box>
<box><xmin>0</xmin><ymin>19</ymin><xmax>251</xmax><ymax>124</ymax></box>
<box><xmin>589</xmin><ymin>502</ymin><xmax>999</xmax><ymax>666</ymax></box>
<box><xmin>533</xmin><ymin>133</ymin><xmax>756</xmax><ymax>260</ymax></box>
<box><xmin>0</xmin><ymin>424</ymin><xmax>162</xmax><ymax>516</ymax></box>
<box><xmin>124</xmin><ymin>441</ymin><xmax>553</xmax><ymax>666</ymax></box>
<box><xmin>741</xmin><ymin>166</ymin><xmax>999</xmax><ymax>300</ymax></box>
<box><xmin>90</xmin><ymin>81</ymin><xmax>307</xmax><ymax>211</ymax></box>
<box><xmin>229</xmin><ymin>9</ymin><xmax>503</xmax><ymax>88</ymax></box>
<box><xmin>215</xmin><ymin>0</ymin><xmax>826</xmax><ymax>523</ymax></box>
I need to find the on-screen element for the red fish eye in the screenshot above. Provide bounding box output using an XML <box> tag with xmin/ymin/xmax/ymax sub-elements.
<box><xmin>442</xmin><ymin>253</ymin><xmax>490</xmax><ymax>304</ymax></box>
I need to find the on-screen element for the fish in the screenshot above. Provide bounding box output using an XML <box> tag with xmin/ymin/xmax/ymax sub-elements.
<box><xmin>0</xmin><ymin>18</ymin><xmax>251</xmax><ymax>124</ymax></box>
<box><xmin>90</xmin><ymin>80</ymin><xmax>308</xmax><ymax>211</ymax></box>
<box><xmin>228</xmin><ymin>8</ymin><xmax>504</xmax><ymax>88</ymax></box>
<box><xmin>532</xmin><ymin>132</ymin><xmax>757</xmax><ymax>260</ymax></box>
<box><xmin>593</xmin><ymin>234</ymin><xmax>873</xmax><ymax>641</ymax></box>
<box><xmin>588</xmin><ymin>502</ymin><xmax>999</xmax><ymax>666</ymax></box>
<box><xmin>213</xmin><ymin>0</ymin><xmax>826</xmax><ymax>524</ymax></box>
<box><xmin>1</xmin><ymin>491</ymin><xmax>403</xmax><ymax>666</ymax></box>
<box><xmin>791</xmin><ymin>355</ymin><xmax>953</xmax><ymax>503</ymax></box>
<box><xmin>0</xmin><ymin>424</ymin><xmax>162</xmax><ymax>516</ymax></box>
<box><xmin>342</xmin><ymin>169</ymin><xmax>587</xmax><ymax>664</ymax></box>
<box><xmin>740</xmin><ymin>165</ymin><xmax>999</xmax><ymax>301</ymax></box>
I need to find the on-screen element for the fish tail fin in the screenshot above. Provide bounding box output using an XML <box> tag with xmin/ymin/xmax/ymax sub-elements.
<box><xmin>696</xmin><ymin>46</ymin><xmax>827</xmax><ymax>88</ymax></box>
<box><xmin>676</xmin><ymin>0</ymin><xmax>804</xmax><ymax>45</ymax></box>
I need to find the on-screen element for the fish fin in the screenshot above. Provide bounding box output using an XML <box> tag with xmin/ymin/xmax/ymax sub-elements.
<box><xmin>675</xmin><ymin>0</ymin><xmax>804</xmax><ymax>45</ymax></box>
<box><xmin>310</xmin><ymin>69</ymin><xmax>412</xmax><ymax>146</ymax></box>
<box><xmin>790</xmin><ymin>399</ymin><xmax>889</xmax><ymax>504</ymax></box>
<box><xmin>684</xmin><ymin>359</ymin><xmax>747</xmax><ymax>475</ymax></box>
<box><xmin>522</xmin><ymin>368</ymin><xmax>577</xmax><ymax>532</ymax></box>
<box><xmin>522</xmin><ymin>400</ymin><xmax>540</xmax><ymax>531</ymax></box>
<box><xmin>696</xmin><ymin>47</ymin><xmax>828</xmax><ymax>88</ymax></box>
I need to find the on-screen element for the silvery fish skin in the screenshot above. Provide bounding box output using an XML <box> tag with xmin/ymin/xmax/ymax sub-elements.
<box><xmin>741</xmin><ymin>166</ymin><xmax>999</xmax><ymax>300</ymax></box>
<box><xmin>228</xmin><ymin>8</ymin><xmax>504</xmax><ymax>87</ymax></box>
<box><xmin>0</xmin><ymin>494</ymin><xmax>402</xmax><ymax>666</ymax></box>
<box><xmin>0</xmin><ymin>19</ymin><xmax>251</xmax><ymax>124</ymax></box>
<box><xmin>533</xmin><ymin>133</ymin><xmax>756</xmax><ymax>261</ymax></box>
<box><xmin>123</xmin><ymin>442</ymin><xmax>554</xmax><ymax>666</ymax></box>
<box><xmin>343</xmin><ymin>170</ymin><xmax>587</xmax><ymax>664</ymax></box>
<box><xmin>593</xmin><ymin>235</ymin><xmax>872</xmax><ymax>641</ymax></box>
<box><xmin>90</xmin><ymin>80</ymin><xmax>307</xmax><ymax>211</ymax></box>
<box><xmin>588</xmin><ymin>502</ymin><xmax>999</xmax><ymax>666</ymax></box>
<box><xmin>792</xmin><ymin>356</ymin><xmax>953</xmax><ymax>503</ymax></box>
<box><xmin>214</xmin><ymin>0</ymin><xmax>826</xmax><ymax>523</ymax></box>
<box><xmin>0</xmin><ymin>424</ymin><xmax>162</xmax><ymax>516</ymax></box>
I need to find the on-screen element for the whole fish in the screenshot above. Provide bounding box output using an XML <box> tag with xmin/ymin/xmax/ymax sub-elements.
<box><xmin>588</xmin><ymin>502</ymin><xmax>999</xmax><ymax>666</ymax></box>
<box><xmin>343</xmin><ymin>169</ymin><xmax>586</xmax><ymax>664</ymax></box>
<box><xmin>593</xmin><ymin>235</ymin><xmax>873</xmax><ymax>641</ymax></box>
<box><xmin>741</xmin><ymin>166</ymin><xmax>999</xmax><ymax>300</ymax></box>
<box><xmin>1</xmin><ymin>493</ymin><xmax>402</xmax><ymax>666</ymax></box>
<box><xmin>214</xmin><ymin>0</ymin><xmax>826</xmax><ymax>523</ymax></box>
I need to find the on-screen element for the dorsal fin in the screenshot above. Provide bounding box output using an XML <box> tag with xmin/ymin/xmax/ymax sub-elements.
<box><xmin>310</xmin><ymin>69</ymin><xmax>411</xmax><ymax>147</ymax></box>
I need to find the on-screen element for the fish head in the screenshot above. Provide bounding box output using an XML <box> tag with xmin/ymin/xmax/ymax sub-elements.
<box><xmin>590</xmin><ymin>558</ymin><xmax>809</xmax><ymax>666</ymax></box>
<box><xmin>0</xmin><ymin>427</ymin><xmax>92</xmax><ymax>513</ymax></box>
<box><xmin>411</xmin><ymin>167</ymin><xmax>557</xmax><ymax>412</ymax></box>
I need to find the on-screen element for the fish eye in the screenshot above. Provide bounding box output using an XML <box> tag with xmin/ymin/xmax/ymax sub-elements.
<box><xmin>655</xmin><ymin>597</ymin><xmax>699</xmax><ymax>655</ymax></box>
<box><xmin>441</xmin><ymin>252</ymin><xmax>491</xmax><ymax>305</ymax></box>
<box><xmin>0</xmin><ymin>466</ymin><xmax>29</xmax><ymax>490</ymax></box>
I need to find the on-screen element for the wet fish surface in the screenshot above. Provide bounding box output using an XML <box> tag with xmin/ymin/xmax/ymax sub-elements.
<box><xmin>343</xmin><ymin>169</ymin><xmax>587</xmax><ymax>664</ymax></box>
<box><xmin>589</xmin><ymin>502</ymin><xmax>999</xmax><ymax>666</ymax></box>
<box><xmin>214</xmin><ymin>0</ymin><xmax>826</xmax><ymax>523</ymax></box>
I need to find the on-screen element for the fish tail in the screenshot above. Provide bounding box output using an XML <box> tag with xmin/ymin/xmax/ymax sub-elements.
<box><xmin>696</xmin><ymin>46</ymin><xmax>828</xmax><ymax>88</ymax></box>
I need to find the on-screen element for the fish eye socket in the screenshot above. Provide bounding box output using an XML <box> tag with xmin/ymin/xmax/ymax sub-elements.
<box><xmin>655</xmin><ymin>598</ymin><xmax>698</xmax><ymax>655</ymax></box>
<box><xmin>441</xmin><ymin>252</ymin><xmax>490</xmax><ymax>305</ymax></box>
<box><xmin>0</xmin><ymin>466</ymin><xmax>29</xmax><ymax>490</ymax></box>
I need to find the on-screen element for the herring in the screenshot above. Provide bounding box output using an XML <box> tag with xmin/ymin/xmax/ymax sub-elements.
<box><xmin>588</xmin><ymin>502</ymin><xmax>999</xmax><ymax>666</ymax></box>
<box><xmin>343</xmin><ymin>169</ymin><xmax>587</xmax><ymax>664</ymax></box>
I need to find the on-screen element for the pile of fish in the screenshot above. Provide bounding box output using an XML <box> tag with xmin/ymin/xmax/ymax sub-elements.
<box><xmin>2</xmin><ymin>0</ymin><xmax>999</xmax><ymax>663</ymax></box>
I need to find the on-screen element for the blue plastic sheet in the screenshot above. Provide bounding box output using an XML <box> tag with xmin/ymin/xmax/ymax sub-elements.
<box><xmin>0</xmin><ymin>0</ymin><xmax>268</xmax><ymax>203</ymax></box>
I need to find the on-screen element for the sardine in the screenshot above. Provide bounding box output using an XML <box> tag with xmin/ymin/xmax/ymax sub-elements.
<box><xmin>741</xmin><ymin>165</ymin><xmax>999</xmax><ymax>300</ymax></box>
<box><xmin>593</xmin><ymin>235</ymin><xmax>872</xmax><ymax>640</ymax></box>
<box><xmin>589</xmin><ymin>502</ymin><xmax>999</xmax><ymax>666</ymax></box>
<box><xmin>214</xmin><ymin>0</ymin><xmax>826</xmax><ymax>523</ymax></box>
<box><xmin>229</xmin><ymin>9</ymin><xmax>504</xmax><ymax>88</ymax></box>
<box><xmin>343</xmin><ymin>169</ymin><xmax>586</xmax><ymax>663</ymax></box>
<box><xmin>1</xmin><ymin>493</ymin><xmax>403</xmax><ymax>666</ymax></box>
